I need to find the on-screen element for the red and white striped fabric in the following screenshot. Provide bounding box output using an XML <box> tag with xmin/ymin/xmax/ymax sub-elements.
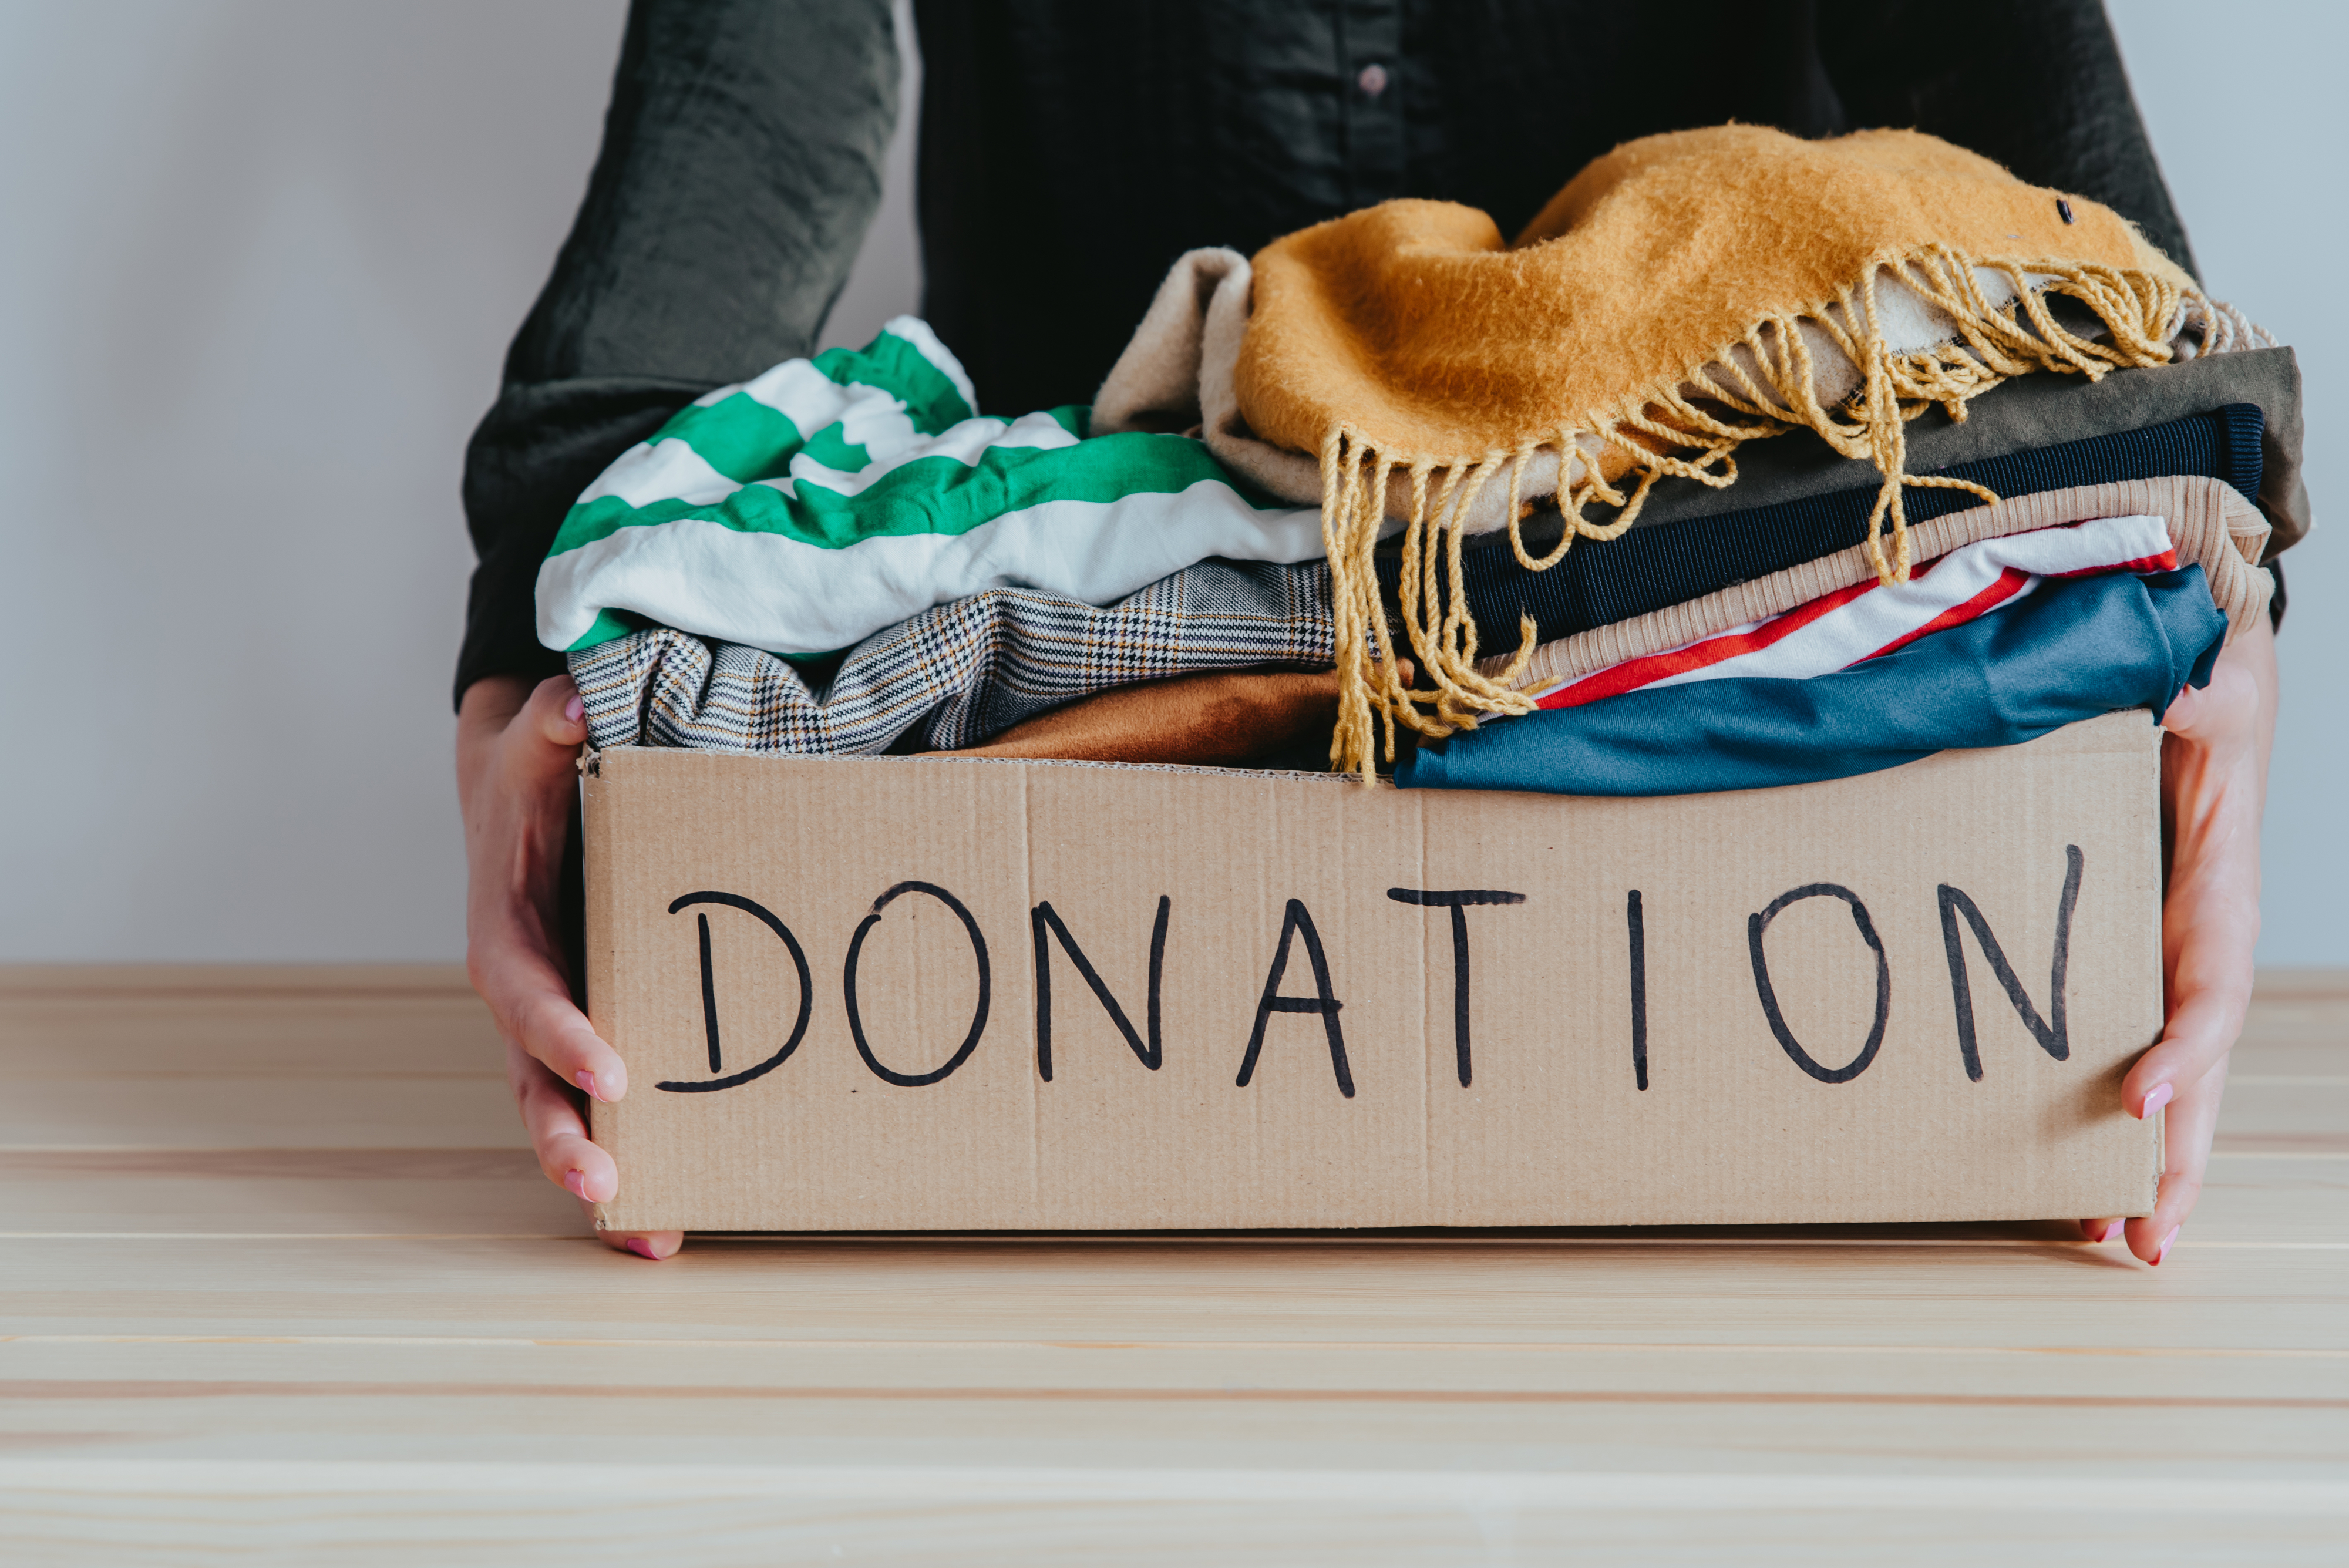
<box><xmin>1530</xmin><ymin>514</ymin><xmax>2180</xmax><ymax>710</ymax></box>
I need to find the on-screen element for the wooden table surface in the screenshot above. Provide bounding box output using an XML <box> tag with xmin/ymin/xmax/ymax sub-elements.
<box><xmin>2</xmin><ymin>965</ymin><xmax>2344</xmax><ymax>1565</ymax></box>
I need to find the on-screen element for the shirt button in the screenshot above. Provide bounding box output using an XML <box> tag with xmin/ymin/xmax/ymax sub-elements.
<box><xmin>1357</xmin><ymin>62</ymin><xmax>1389</xmax><ymax>97</ymax></box>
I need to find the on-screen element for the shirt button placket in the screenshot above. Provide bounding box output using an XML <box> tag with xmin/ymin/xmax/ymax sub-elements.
<box><xmin>1339</xmin><ymin>0</ymin><xmax>1405</xmax><ymax>208</ymax></box>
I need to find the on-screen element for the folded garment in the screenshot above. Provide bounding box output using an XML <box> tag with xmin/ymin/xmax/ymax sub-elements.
<box><xmin>570</xmin><ymin>558</ymin><xmax>1333</xmax><ymax>756</ymax></box>
<box><xmin>934</xmin><ymin>668</ymin><xmax>1342</xmax><ymax>769</ymax></box>
<box><xmin>1205</xmin><ymin>124</ymin><xmax>2273</xmax><ymax>772</ymax></box>
<box><xmin>538</xmin><ymin>317</ymin><xmax>1321</xmax><ymax>661</ymax></box>
<box><xmin>1618</xmin><ymin>344</ymin><xmax>2307</xmax><ymax>550</ymax></box>
<box><xmin>1394</xmin><ymin>566</ymin><xmax>2225</xmax><ymax>798</ymax></box>
<box><xmin>1506</xmin><ymin>475</ymin><xmax>2270</xmax><ymax>695</ymax></box>
<box><xmin>1532</xmin><ymin>515</ymin><xmax>2178</xmax><ymax>707</ymax></box>
<box><xmin>1379</xmin><ymin>402</ymin><xmax>2261</xmax><ymax>657</ymax></box>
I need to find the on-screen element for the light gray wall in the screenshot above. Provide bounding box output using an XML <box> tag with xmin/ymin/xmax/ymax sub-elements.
<box><xmin>2111</xmin><ymin>0</ymin><xmax>2345</xmax><ymax>967</ymax></box>
<box><xmin>0</xmin><ymin>0</ymin><xmax>630</xmax><ymax>961</ymax></box>
<box><xmin>0</xmin><ymin>1</ymin><xmax>2337</xmax><ymax>964</ymax></box>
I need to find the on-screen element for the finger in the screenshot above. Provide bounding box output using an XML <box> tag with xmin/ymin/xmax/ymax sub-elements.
<box><xmin>2077</xmin><ymin>1218</ymin><xmax>2123</xmax><ymax>1244</ymax></box>
<box><xmin>509</xmin><ymin>1040</ymin><xmax>620</xmax><ymax>1203</ymax></box>
<box><xmin>526</xmin><ymin>673</ymin><xmax>590</xmax><ymax>751</ymax></box>
<box><xmin>2123</xmin><ymin>980</ymin><xmax>2245</xmax><ymax>1120</ymax></box>
<box><xmin>511</xmin><ymin>1044</ymin><xmax>667</xmax><ymax>1249</ymax></box>
<box><xmin>2127</xmin><ymin>1054</ymin><xmax>2230</xmax><ymax>1266</ymax></box>
<box><xmin>2158</xmin><ymin>655</ymin><xmax>2261</xmax><ymax>747</ymax></box>
<box><xmin>473</xmin><ymin>916</ymin><xmax>631</xmax><ymax>1102</ymax></box>
<box><xmin>510</xmin><ymin>971</ymin><xmax>630</xmax><ymax>1102</ymax></box>
<box><xmin>477</xmin><ymin>676</ymin><xmax>588</xmax><ymax>811</ymax></box>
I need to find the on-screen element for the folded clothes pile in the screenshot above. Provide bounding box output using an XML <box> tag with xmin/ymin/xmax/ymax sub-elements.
<box><xmin>547</xmin><ymin>125</ymin><xmax>2306</xmax><ymax>792</ymax></box>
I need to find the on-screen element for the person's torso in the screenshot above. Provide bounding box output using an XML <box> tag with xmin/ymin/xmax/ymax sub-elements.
<box><xmin>911</xmin><ymin>0</ymin><xmax>1854</xmax><ymax>412</ymax></box>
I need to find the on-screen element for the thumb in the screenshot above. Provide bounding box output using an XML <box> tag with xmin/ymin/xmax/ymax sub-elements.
<box><xmin>526</xmin><ymin>674</ymin><xmax>590</xmax><ymax>753</ymax></box>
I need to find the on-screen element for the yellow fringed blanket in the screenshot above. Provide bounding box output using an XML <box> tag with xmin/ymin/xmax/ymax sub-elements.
<box><xmin>1229</xmin><ymin>125</ymin><xmax>2258</xmax><ymax>778</ymax></box>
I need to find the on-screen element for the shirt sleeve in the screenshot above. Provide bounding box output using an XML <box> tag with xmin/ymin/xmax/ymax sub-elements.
<box><xmin>456</xmin><ymin>0</ymin><xmax>900</xmax><ymax>706</ymax></box>
<box><xmin>1817</xmin><ymin>0</ymin><xmax>2198</xmax><ymax>280</ymax></box>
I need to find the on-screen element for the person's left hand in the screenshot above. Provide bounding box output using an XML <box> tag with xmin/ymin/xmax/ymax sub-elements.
<box><xmin>2081</xmin><ymin>612</ymin><xmax>2277</xmax><ymax>1265</ymax></box>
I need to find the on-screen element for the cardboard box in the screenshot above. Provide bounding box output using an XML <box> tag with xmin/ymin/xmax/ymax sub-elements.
<box><xmin>582</xmin><ymin>710</ymin><xmax>2162</xmax><ymax>1232</ymax></box>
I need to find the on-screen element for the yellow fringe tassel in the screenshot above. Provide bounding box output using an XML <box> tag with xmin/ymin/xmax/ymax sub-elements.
<box><xmin>1318</xmin><ymin>245</ymin><xmax>2231</xmax><ymax>781</ymax></box>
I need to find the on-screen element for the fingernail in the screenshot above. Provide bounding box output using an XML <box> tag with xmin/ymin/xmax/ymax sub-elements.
<box><xmin>625</xmin><ymin>1237</ymin><xmax>661</xmax><ymax>1261</ymax></box>
<box><xmin>2100</xmin><ymin>1219</ymin><xmax>2123</xmax><ymax>1243</ymax></box>
<box><xmin>563</xmin><ymin>1168</ymin><xmax>589</xmax><ymax>1200</ymax></box>
<box><xmin>2139</xmin><ymin>1082</ymin><xmax>2174</xmax><ymax>1119</ymax></box>
<box><xmin>2153</xmin><ymin>1226</ymin><xmax>2180</xmax><ymax>1266</ymax></box>
<box><xmin>575</xmin><ymin>1069</ymin><xmax>601</xmax><ymax>1101</ymax></box>
<box><xmin>564</xmin><ymin>694</ymin><xmax>584</xmax><ymax>724</ymax></box>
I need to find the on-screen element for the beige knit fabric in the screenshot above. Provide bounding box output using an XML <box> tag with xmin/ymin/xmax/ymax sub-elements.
<box><xmin>1492</xmin><ymin>476</ymin><xmax>2271</xmax><ymax>696</ymax></box>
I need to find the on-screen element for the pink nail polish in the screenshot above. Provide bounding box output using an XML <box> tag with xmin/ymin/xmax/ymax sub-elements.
<box><xmin>2153</xmin><ymin>1226</ymin><xmax>2180</xmax><ymax>1266</ymax></box>
<box><xmin>2097</xmin><ymin>1219</ymin><xmax>2122</xmax><ymax>1244</ymax></box>
<box><xmin>625</xmin><ymin>1237</ymin><xmax>660</xmax><ymax>1260</ymax></box>
<box><xmin>575</xmin><ymin>1069</ymin><xmax>600</xmax><ymax>1100</ymax></box>
<box><xmin>563</xmin><ymin>1168</ymin><xmax>591</xmax><ymax>1200</ymax></box>
<box><xmin>2139</xmin><ymin>1082</ymin><xmax>2173</xmax><ymax>1120</ymax></box>
<box><xmin>564</xmin><ymin>695</ymin><xmax>584</xmax><ymax>724</ymax></box>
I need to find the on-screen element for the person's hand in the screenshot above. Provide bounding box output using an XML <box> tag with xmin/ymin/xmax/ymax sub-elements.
<box><xmin>2081</xmin><ymin>614</ymin><xmax>2277</xmax><ymax>1265</ymax></box>
<box><xmin>457</xmin><ymin>673</ymin><xmax>682</xmax><ymax>1260</ymax></box>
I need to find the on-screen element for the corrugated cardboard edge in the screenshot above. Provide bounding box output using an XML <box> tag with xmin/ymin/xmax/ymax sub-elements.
<box><xmin>581</xmin><ymin>746</ymin><xmax>612</xmax><ymax>1232</ymax></box>
<box><xmin>2138</xmin><ymin>715</ymin><xmax>2167</xmax><ymax>1215</ymax></box>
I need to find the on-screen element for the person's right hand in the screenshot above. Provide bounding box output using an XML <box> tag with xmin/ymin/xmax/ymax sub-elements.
<box><xmin>457</xmin><ymin>673</ymin><xmax>682</xmax><ymax>1260</ymax></box>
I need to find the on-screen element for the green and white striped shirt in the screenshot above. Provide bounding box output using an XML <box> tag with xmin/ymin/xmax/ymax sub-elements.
<box><xmin>537</xmin><ymin>318</ymin><xmax>1324</xmax><ymax>659</ymax></box>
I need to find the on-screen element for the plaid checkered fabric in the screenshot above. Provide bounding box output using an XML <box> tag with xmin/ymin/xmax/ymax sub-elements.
<box><xmin>570</xmin><ymin>558</ymin><xmax>1335</xmax><ymax>755</ymax></box>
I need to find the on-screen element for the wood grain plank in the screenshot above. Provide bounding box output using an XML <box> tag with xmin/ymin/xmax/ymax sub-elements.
<box><xmin>0</xmin><ymin>996</ymin><xmax>504</xmax><ymax>1079</ymax></box>
<box><xmin>0</xmin><ymin>1167</ymin><xmax>583</xmax><ymax>1237</ymax></box>
<box><xmin>0</xmin><ymin>1150</ymin><xmax>541</xmax><ymax>1179</ymax></box>
<box><xmin>0</xmin><ymin>964</ymin><xmax>474</xmax><ymax>997</ymax></box>
<box><xmin>1</xmin><ymin>1391</ymin><xmax>2345</xmax><ymax>1472</ymax></box>
<box><xmin>4</xmin><ymin>1463</ymin><xmax>2345</xmax><ymax>1568</ymax></box>
<box><xmin>8</xmin><ymin>1231</ymin><xmax>2349</xmax><ymax>1348</ymax></box>
<box><xmin>2208</xmin><ymin>1082</ymin><xmax>2349</xmax><ymax>1138</ymax></box>
<box><xmin>6</xmin><ymin>1336</ymin><xmax>2348</xmax><ymax>1404</ymax></box>
<box><xmin>0</xmin><ymin>1081</ymin><xmax>526</xmax><ymax>1151</ymax></box>
<box><xmin>2231</xmin><ymin>991</ymin><xmax>2349</xmax><ymax>1085</ymax></box>
<box><xmin>2253</xmin><ymin>970</ymin><xmax>2349</xmax><ymax>1002</ymax></box>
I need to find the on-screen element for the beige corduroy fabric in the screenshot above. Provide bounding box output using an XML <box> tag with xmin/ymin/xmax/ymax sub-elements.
<box><xmin>1496</xmin><ymin>476</ymin><xmax>2272</xmax><ymax>699</ymax></box>
<box><xmin>1229</xmin><ymin>125</ymin><xmax>2269</xmax><ymax>777</ymax></box>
